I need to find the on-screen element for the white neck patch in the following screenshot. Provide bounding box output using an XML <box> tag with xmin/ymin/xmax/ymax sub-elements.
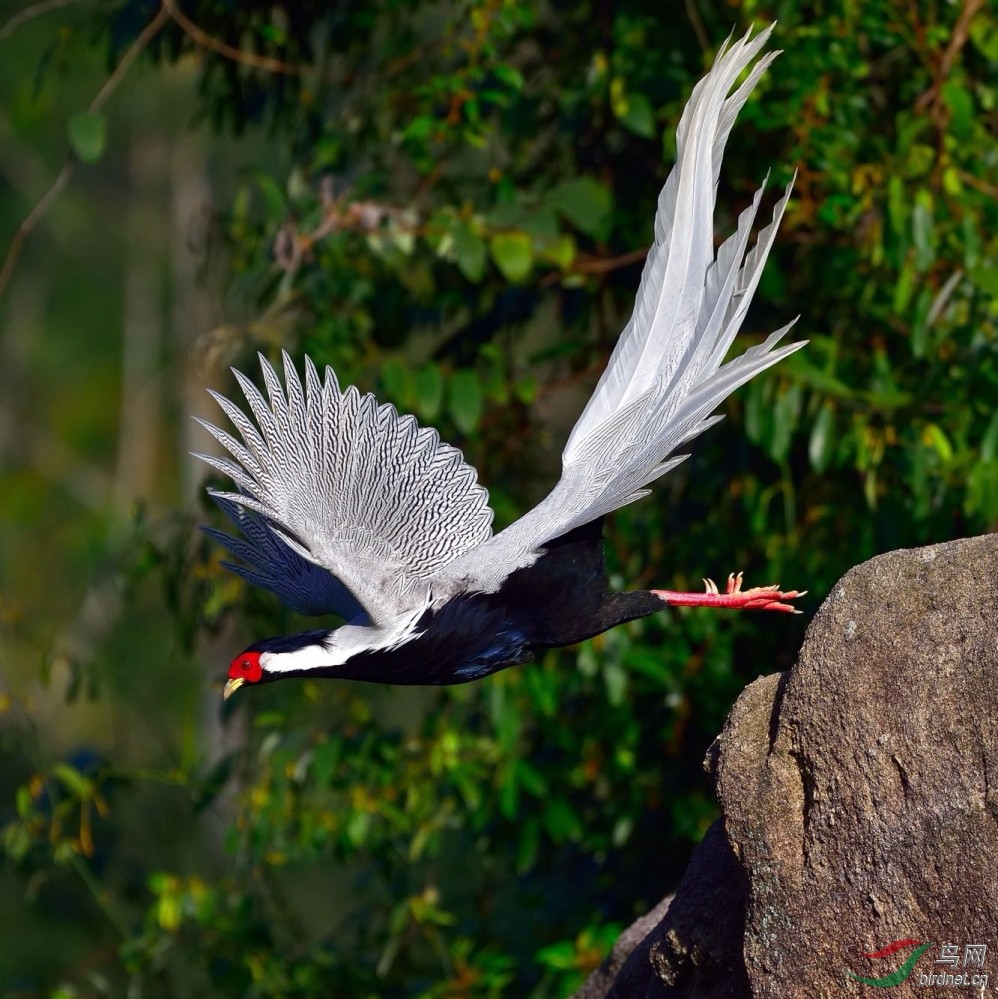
<box><xmin>260</xmin><ymin>603</ymin><xmax>428</xmax><ymax>675</ymax></box>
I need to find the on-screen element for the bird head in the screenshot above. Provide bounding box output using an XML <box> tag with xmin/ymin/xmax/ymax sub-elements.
<box><xmin>221</xmin><ymin>618</ymin><xmax>425</xmax><ymax>698</ymax></box>
<box><xmin>223</xmin><ymin>650</ymin><xmax>264</xmax><ymax>699</ymax></box>
<box><xmin>222</xmin><ymin>628</ymin><xmax>336</xmax><ymax>699</ymax></box>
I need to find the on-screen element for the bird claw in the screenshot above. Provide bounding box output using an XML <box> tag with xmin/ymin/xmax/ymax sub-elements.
<box><xmin>654</xmin><ymin>572</ymin><xmax>807</xmax><ymax>614</ymax></box>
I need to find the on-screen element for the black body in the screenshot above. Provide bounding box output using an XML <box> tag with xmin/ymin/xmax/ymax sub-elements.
<box><xmin>257</xmin><ymin>518</ymin><xmax>664</xmax><ymax>686</ymax></box>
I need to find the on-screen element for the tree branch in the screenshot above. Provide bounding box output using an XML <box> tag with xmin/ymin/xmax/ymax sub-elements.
<box><xmin>0</xmin><ymin>0</ymin><xmax>79</xmax><ymax>40</ymax></box>
<box><xmin>0</xmin><ymin>2</ymin><xmax>169</xmax><ymax>299</ymax></box>
<box><xmin>162</xmin><ymin>0</ymin><xmax>309</xmax><ymax>76</ymax></box>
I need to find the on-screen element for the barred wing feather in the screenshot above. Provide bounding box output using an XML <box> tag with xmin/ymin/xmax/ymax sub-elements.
<box><xmin>204</xmin><ymin>495</ymin><xmax>365</xmax><ymax>620</ymax></box>
<box><xmin>437</xmin><ymin>25</ymin><xmax>804</xmax><ymax>595</ymax></box>
<box><xmin>195</xmin><ymin>352</ymin><xmax>494</xmax><ymax>625</ymax></box>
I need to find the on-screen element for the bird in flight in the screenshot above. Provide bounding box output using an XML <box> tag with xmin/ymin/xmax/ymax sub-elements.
<box><xmin>195</xmin><ymin>25</ymin><xmax>805</xmax><ymax>700</ymax></box>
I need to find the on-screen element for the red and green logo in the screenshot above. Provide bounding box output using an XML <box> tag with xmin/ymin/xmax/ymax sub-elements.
<box><xmin>847</xmin><ymin>939</ymin><xmax>934</xmax><ymax>987</ymax></box>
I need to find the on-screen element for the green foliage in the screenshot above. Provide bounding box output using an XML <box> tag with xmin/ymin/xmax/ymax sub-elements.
<box><xmin>2</xmin><ymin>0</ymin><xmax>996</xmax><ymax>996</ymax></box>
<box><xmin>67</xmin><ymin>110</ymin><xmax>106</xmax><ymax>163</ymax></box>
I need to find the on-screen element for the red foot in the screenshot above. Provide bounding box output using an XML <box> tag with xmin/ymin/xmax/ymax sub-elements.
<box><xmin>652</xmin><ymin>572</ymin><xmax>805</xmax><ymax>614</ymax></box>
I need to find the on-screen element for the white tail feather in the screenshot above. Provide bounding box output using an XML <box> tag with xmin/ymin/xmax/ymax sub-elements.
<box><xmin>438</xmin><ymin>24</ymin><xmax>804</xmax><ymax>595</ymax></box>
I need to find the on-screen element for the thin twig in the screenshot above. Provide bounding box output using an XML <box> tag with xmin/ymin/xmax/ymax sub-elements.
<box><xmin>67</xmin><ymin>852</ymin><xmax>131</xmax><ymax>939</ymax></box>
<box><xmin>0</xmin><ymin>0</ymin><xmax>78</xmax><ymax>40</ymax></box>
<box><xmin>572</xmin><ymin>246</ymin><xmax>648</xmax><ymax>274</ymax></box>
<box><xmin>914</xmin><ymin>0</ymin><xmax>984</xmax><ymax>118</ymax></box>
<box><xmin>93</xmin><ymin>5</ymin><xmax>170</xmax><ymax>110</ymax></box>
<box><xmin>0</xmin><ymin>3</ymin><xmax>169</xmax><ymax>299</ymax></box>
<box><xmin>276</xmin><ymin>185</ymin><xmax>651</xmax><ymax>284</ymax></box>
<box><xmin>683</xmin><ymin>0</ymin><xmax>710</xmax><ymax>52</ymax></box>
<box><xmin>0</xmin><ymin>161</ymin><xmax>73</xmax><ymax>299</ymax></box>
<box><xmin>958</xmin><ymin>171</ymin><xmax>998</xmax><ymax>200</ymax></box>
<box><xmin>163</xmin><ymin>0</ymin><xmax>309</xmax><ymax>76</ymax></box>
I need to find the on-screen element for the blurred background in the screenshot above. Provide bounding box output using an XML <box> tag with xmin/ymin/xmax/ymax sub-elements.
<box><xmin>0</xmin><ymin>1</ymin><xmax>995</xmax><ymax>995</ymax></box>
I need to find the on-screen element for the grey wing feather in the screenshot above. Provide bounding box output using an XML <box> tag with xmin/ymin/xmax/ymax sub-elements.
<box><xmin>437</xmin><ymin>24</ymin><xmax>805</xmax><ymax>596</ymax></box>
<box><xmin>195</xmin><ymin>352</ymin><xmax>494</xmax><ymax>625</ymax></box>
<box><xmin>204</xmin><ymin>495</ymin><xmax>366</xmax><ymax>620</ymax></box>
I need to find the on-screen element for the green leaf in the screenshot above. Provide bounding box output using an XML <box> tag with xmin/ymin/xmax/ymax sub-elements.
<box><xmin>612</xmin><ymin>814</ymin><xmax>634</xmax><ymax>847</ymax></box>
<box><xmin>893</xmin><ymin>259</ymin><xmax>915</xmax><ymax>315</ymax></box>
<box><xmin>498</xmin><ymin>763</ymin><xmax>519</xmax><ymax>820</ymax></box>
<box><xmin>539</xmin><ymin>234</ymin><xmax>576</xmax><ymax>270</ymax></box>
<box><xmin>911</xmin><ymin>190</ymin><xmax>935</xmax><ymax>271</ymax></box>
<box><xmin>980</xmin><ymin>411</ymin><xmax>998</xmax><ymax>463</ymax></box>
<box><xmin>542</xmin><ymin>798</ymin><xmax>581</xmax><ymax>841</ymax></box>
<box><xmin>520</xmin><ymin>206</ymin><xmax>559</xmax><ymax>242</ymax></box>
<box><xmin>494</xmin><ymin>64</ymin><xmax>524</xmax><ymax>91</ymax></box>
<box><xmin>604</xmin><ymin>661</ymin><xmax>627</xmax><ymax>705</ymax></box>
<box><xmin>413</xmin><ymin>364</ymin><xmax>443</xmax><ymax>421</ymax></box>
<box><xmin>448</xmin><ymin>369</ymin><xmax>483</xmax><ymax>434</ymax></box>
<box><xmin>311</xmin><ymin>740</ymin><xmax>341</xmax><ymax>788</ymax></box>
<box><xmin>886</xmin><ymin>175</ymin><xmax>906</xmax><ymax>239</ymax></box>
<box><xmin>962</xmin><ymin>214</ymin><xmax>981</xmax><ymax>270</ymax></box>
<box><xmin>968</xmin><ymin>265</ymin><xmax>998</xmax><ymax>297</ymax></box>
<box><xmin>808</xmin><ymin>402</ymin><xmax>836</xmax><ymax>473</ymax></box>
<box><xmin>53</xmin><ymin>762</ymin><xmax>90</xmax><ymax>798</ymax></box>
<box><xmin>346</xmin><ymin>809</ymin><xmax>370</xmax><ymax>847</ymax></box>
<box><xmin>769</xmin><ymin>383</ymin><xmax>802</xmax><ymax>463</ymax></box>
<box><xmin>966</xmin><ymin>461</ymin><xmax>998</xmax><ymax>519</ymax></box>
<box><xmin>401</xmin><ymin>115</ymin><xmax>435</xmax><ymax>143</ymax></box>
<box><xmin>250</xmin><ymin>170</ymin><xmax>287</xmax><ymax>221</ymax></box>
<box><xmin>490</xmin><ymin>231</ymin><xmax>533</xmax><ymax>282</ymax></box>
<box><xmin>487</xmin><ymin>202</ymin><xmax>527</xmax><ymax>229</ymax></box>
<box><xmin>516</xmin><ymin>816</ymin><xmax>540</xmax><ymax>872</ymax></box>
<box><xmin>380</xmin><ymin>358</ymin><xmax>413</xmax><ymax>408</ymax></box>
<box><xmin>68</xmin><ymin>111</ymin><xmax>106</xmax><ymax>163</ymax></box>
<box><xmin>537</xmin><ymin>940</ymin><xmax>578</xmax><ymax>970</ymax></box>
<box><xmin>453</xmin><ymin>223</ymin><xmax>487</xmax><ymax>282</ymax></box>
<box><xmin>514</xmin><ymin>374</ymin><xmax>538</xmax><ymax>404</ymax></box>
<box><xmin>863</xmin><ymin>469</ymin><xmax>878</xmax><ymax>509</ymax></box>
<box><xmin>548</xmin><ymin>177</ymin><xmax>613</xmax><ymax>240</ymax></box>
<box><xmin>4</xmin><ymin>823</ymin><xmax>32</xmax><ymax>862</ymax></box>
<box><xmin>969</xmin><ymin>13</ymin><xmax>998</xmax><ymax>60</ymax></box>
<box><xmin>391</xmin><ymin>229</ymin><xmax>415</xmax><ymax>256</ymax></box>
<box><xmin>15</xmin><ymin>785</ymin><xmax>33</xmax><ymax>818</ymax></box>
<box><xmin>516</xmin><ymin>759</ymin><xmax>547</xmax><ymax>797</ymax></box>
<box><xmin>615</xmin><ymin>91</ymin><xmax>656</xmax><ymax>138</ymax></box>
<box><xmin>922</xmin><ymin>423</ymin><xmax>953</xmax><ymax>463</ymax></box>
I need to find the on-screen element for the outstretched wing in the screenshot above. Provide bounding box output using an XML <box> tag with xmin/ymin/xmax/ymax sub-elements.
<box><xmin>204</xmin><ymin>495</ymin><xmax>365</xmax><ymax>620</ymax></box>
<box><xmin>195</xmin><ymin>352</ymin><xmax>494</xmax><ymax>626</ymax></box>
<box><xmin>436</xmin><ymin>24</ymin><xmax>804</xmax><ymax>596</ymax></box>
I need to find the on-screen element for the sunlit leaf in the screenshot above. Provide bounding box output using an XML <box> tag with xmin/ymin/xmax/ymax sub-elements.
<box><xmin>68</xmin><ymin>111</ymin><xmax>105</xmax><ymax>163</ymax></box>
<box><xmin>53</xmin><ymin>763</ymin><xmax>90</xmax><ymax>798</ymax></box>
<box><xmin>489</xmin><ymin>231</ymin><xmax>533</xmax><ymax>282</ymax></box>
<box><xmin>922</xmin><ymin>422</ymin><xmax>954</xmax><ymax>462</ymax></box>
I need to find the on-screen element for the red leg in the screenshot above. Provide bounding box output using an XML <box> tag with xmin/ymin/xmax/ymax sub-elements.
<box><xmin>652</xmin><ymin>572</ymin><xmax>805</xmax><ymax>614</ymax></box>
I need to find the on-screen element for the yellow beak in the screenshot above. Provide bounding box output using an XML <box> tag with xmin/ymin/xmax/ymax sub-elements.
<box><xmin>223</xmin><ymin>677</ymin><xmax>245</xmax><ymax>700</ymax></box>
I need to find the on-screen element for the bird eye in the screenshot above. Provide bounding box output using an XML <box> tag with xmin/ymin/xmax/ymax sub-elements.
<box><xmin>241</xmin><ymin>659</ymin><xmax>251</xmax><ymax>673</ymax></box>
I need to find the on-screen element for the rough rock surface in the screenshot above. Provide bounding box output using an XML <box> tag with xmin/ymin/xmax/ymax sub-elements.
<box><xmin>574</xmin><ymin>534</ymin><xmax>998</xmax><ymax>998</ymax></box>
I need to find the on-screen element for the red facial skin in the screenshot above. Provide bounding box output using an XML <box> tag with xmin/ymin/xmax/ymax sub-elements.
<box><xmin>228</xmin><ymin>650</ymin><xmax>263</xmax><ymax>685</ymax></box>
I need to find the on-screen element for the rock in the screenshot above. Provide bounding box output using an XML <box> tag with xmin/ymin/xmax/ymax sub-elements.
<box><xmin>573</xmin><ymin>534</ymin><xmax>998</xmax><ymax>998</ymax></box>
<box><xmin>572</xmin><ymin>894</ymin><xmax>674</xmax><ymax>999</ymax></box>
